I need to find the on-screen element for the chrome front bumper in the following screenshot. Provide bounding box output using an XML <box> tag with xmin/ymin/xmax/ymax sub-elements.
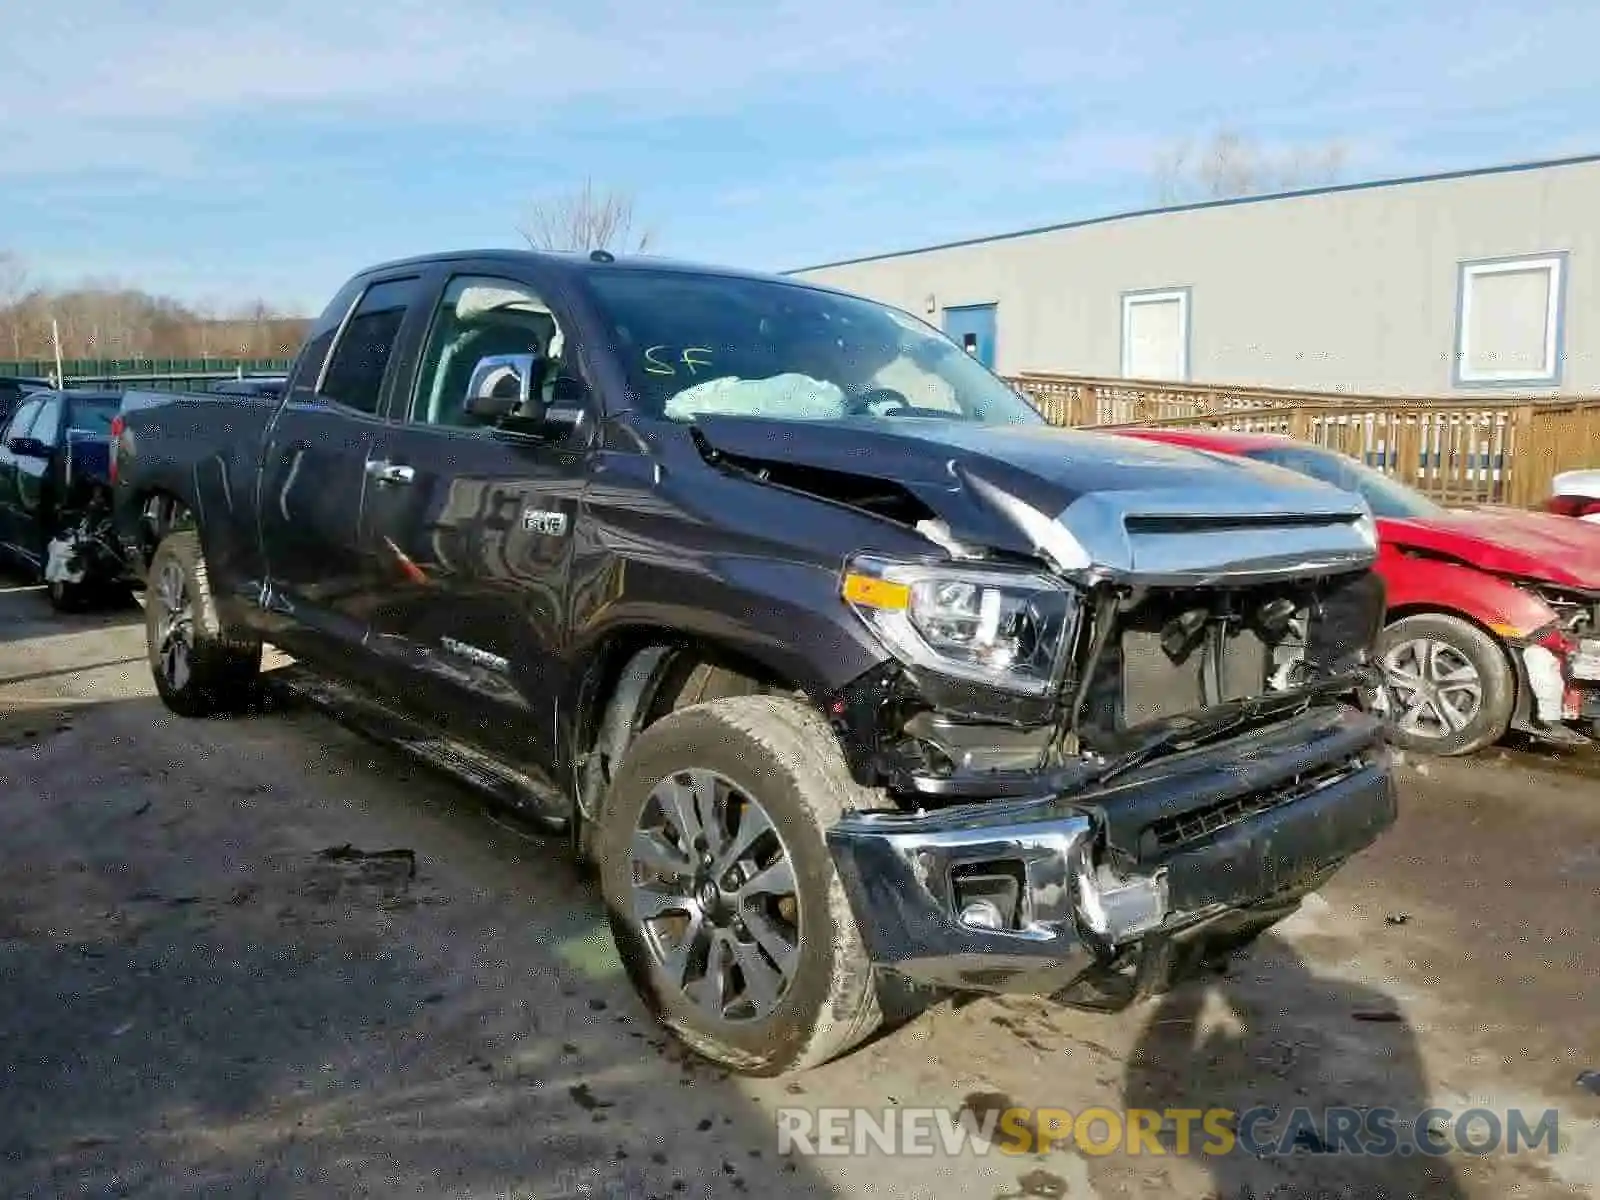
<box><xmin>826</xmin><ymin>705</ymin><xmax>1396</xmax><ymax>1003</ymax></box>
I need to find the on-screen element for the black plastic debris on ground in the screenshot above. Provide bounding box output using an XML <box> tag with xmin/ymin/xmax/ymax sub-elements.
<box><xmin>569</xmin><ymin>1083</ymin><xmax>614</xmax><ymax>1111</ymax></box>
<box><xmin>316</xmin><ymin>843</ymin><xmax>417</xmax><ymax>878</ymax></box>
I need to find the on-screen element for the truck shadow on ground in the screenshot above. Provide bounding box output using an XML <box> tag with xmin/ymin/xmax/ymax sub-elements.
<box><xmin>0</xmin><ymin>695</ymin><xmax>836</xmax><ymax>1199</ymax></box>
<box><xmin>1122</xmin><ymin>933</ymin><xmax>1466</xmax><ymax>1200</ymax></box>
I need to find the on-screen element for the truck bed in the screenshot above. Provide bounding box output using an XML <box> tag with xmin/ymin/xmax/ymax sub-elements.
<box><xmin>112</xmin><ymin>388</ymin><xmax>283</xmax><ymax>581</ymax></box>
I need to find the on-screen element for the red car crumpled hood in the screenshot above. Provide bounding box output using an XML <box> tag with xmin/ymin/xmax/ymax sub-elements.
<box><xmin>1382</xmin><ymin>505</ymin><xmax>1600</xmax><ymax>589</ymax></box>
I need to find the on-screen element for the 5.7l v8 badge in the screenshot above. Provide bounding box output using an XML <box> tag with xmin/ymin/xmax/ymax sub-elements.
<box><xmin>522</xmin><ymin>509</ymin><xmax>569</xmax><ymax>536</ymax></box>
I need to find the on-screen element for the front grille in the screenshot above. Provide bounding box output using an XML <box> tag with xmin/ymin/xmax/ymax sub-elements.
<box><xmin>1076</xmin><ymin>570</ymin><xmax>1385</xmax><ymax>737</ymax></box>
<box><xmin>1120</xmin><ymin>625</ymin><xmax>1268</xmax><ymax>726</ymax></box>
<box><xmin>1145</xmin><ymin>757</ymin><xmax>1366</xmax><ymax>853</ymax></box>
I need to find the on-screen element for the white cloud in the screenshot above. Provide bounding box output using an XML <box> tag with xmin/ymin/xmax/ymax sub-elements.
<box><xmin>5</xmin><ymin>0</ymin><xmax>933</xmax><ymax>131</ymax></box>
<box><xmin>6</xmin><ymin>0</ymin><xmax>1596</xmax><ymax>187</ymax></box>
<box><xmin>5</xmin><ymin>0</ymin><xmax>1599</xmax><ymax>305</ymax></box>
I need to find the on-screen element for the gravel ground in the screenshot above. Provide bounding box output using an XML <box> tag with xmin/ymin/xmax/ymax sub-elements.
<box><xmin>1</xmin><ymin>580</ymin><xmax>1595</xmax><ymax>1199</ymax></box>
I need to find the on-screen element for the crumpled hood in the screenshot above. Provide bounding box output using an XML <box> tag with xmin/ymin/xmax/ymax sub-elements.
<box><xmin>1385</xmin><ymin>505</ymin><xmax>1600</xmax><ymax>590</ymax></box>
<box><xmin>692</xmin><ymin>415</ymin><xmax>1377</xmax><ymax>583</ymax></box>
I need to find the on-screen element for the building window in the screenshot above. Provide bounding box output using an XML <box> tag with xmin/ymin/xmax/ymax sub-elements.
<box><xmin>1121</xmin><ymin>288</ymin><xmax>1190</xmax><ymax>381</ymax></box>
<box><xmin>1454</xmin><ymin>252</ymin><xmax>1567</xmax><ymax>387</ymax></box>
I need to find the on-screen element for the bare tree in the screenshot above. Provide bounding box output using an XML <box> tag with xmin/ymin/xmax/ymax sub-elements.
<box><xmin>517</xmin><ymin>179</ymin><xmax>656</xmax><ymax>255</ymax></box>
<box><xmin>1151</xmin><ymin>129</ymin><xmax>1348</xmax><ymax>204</ymax></box>
<box><xmin>0</xmin><ymin>251</ymin><xmax>30</xmax><ymax>359</ymax></box>
<box><xmin>0</xmin><ymin>274</ymin><xmax>308</xmax><ymax>362</ymax></box>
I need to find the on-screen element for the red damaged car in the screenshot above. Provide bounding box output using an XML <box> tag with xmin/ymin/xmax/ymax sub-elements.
<box><xmin>1115</xmin><ymin>428</ymin><xmax>1600</xmax><ymax>756</ymax></box>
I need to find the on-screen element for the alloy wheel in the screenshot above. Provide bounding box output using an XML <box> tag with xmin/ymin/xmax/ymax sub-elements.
<box><xmin>629</xmin><ymin>768</ymin><xmax>801</xmax><ymax>1025</ymax></box>
<box><xmin>1378</xmin><ymin>637</ymin><xmax>1484</xmax><ymax>740</ymax></box>
<box><xmin>154</xmin><ymin>558</ymin><xmax>195</xmax><ymax>692</ymax></box>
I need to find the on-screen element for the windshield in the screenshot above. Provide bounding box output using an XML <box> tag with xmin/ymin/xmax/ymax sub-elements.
<box><xmin>1245</xmin><ymin>444</ymin><xmax>1443</xmax><ymax>519</ymax></box>
<box><xmin>582</xmin><ymin>268</ymin><xmax>1046</xmax><ymax>427</ymax></box>
<box><xmin>66</xmin><ymin>399</ymin><xmax>120</xmax><ymax>435</ymax></box>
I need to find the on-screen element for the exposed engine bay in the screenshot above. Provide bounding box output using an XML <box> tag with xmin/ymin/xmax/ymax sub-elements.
<box><xmin>828</xmin><ymin>568</ymin><xmax>1386</xmax><ymax>803</ymax></box>
<box><xmin>43</xmin><ymin>486</ymin><xmax>124</xmax><ymax>602</ymax></box>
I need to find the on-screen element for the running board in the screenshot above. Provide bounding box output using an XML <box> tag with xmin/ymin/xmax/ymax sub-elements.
<box><xmin>267</xmin><ymin>665</ymin><xmax>570</xmax><ymax>834</ymax></box>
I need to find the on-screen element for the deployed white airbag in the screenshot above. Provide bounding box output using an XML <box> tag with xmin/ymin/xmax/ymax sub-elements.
<box><xmin>664</xmin><ymin>374</ymin><xmax>846</xmax><ymax>421</ymax></box>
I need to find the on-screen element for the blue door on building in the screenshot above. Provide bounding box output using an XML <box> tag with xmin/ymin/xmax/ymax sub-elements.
<box><xmin>942</xmin><ymin>303</ymin><xmax>998</xmax><ymax>369</ymax></box>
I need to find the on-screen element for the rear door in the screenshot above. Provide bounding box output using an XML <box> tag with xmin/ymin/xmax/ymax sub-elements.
<box><xmin>357</xmin><ymin>265</ymin><xmax>596</xmax><ymax>777</ymax></box>
<box><xmin>255</xmin><ymin>272</ymin><xmax>433</xmax><ymax>678</ymax></box>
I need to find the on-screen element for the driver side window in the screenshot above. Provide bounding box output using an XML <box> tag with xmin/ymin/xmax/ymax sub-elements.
<box><xmin>409</xmin><ymin>275</ymin><xmax>568</xmax><ymax>429</ymax></box>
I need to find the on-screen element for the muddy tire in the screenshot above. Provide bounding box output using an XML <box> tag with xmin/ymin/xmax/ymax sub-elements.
<box><xmin>594</xmin><ymin>694</ymin><xmax>883</xmax><ymax>1075</ymax></box>
<box><xmin>1374</xmin><ymin>612</ymin><xmax>1514</xmax><ymax>757</ymax></box>
<box><xmin>145</xmin><ymin>528</ymin><xmax>263</xmax><ymax>718</ymax></box>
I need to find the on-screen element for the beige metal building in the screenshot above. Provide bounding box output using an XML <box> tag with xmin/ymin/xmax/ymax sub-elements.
<box><xmin>787</xmin><ymin>154</ymin><xmax>1600</xmax><ymax>397</ymax></box>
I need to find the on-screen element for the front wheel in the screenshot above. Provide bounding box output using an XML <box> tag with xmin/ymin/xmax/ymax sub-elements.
<box><xmin>1372</xmin><ymin>613</ymin><xmax>1515</xmax><ymax>756</ymax></box>
<box><xmin>145</xmin><ymin>529</ymin><xmax>263</xmax><ymax>717</ymax></box>
<box><xmin>595</xmin><ymin>694</ymin><xmax>884</xmax><ymax>1075</ymax></box>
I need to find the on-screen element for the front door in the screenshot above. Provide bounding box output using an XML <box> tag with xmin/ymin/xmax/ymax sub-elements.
<box><xmin>942</xmin><ymin>303</ymin><xmax>998</xmax><ymax>369</ymax></box>
<box><xmin>256</xmin><ymin>273</ymin><xmax>428</xmax><ymax>678</ymax></box>
<box><xmin>359</xmin><ymin>269</ymin><xmax>593</xmax><ymax>780</ymax></box>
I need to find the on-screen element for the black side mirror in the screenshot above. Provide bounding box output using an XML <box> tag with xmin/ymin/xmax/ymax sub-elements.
<box><xmin>464</xmin><ymin>353</ymin><xmax>548</xmax><ymax>426</ymax></box>
<box><xmin>7</xmin><ymin>436</ymin><xmax>47</xmax><ymax>458</ymax></box>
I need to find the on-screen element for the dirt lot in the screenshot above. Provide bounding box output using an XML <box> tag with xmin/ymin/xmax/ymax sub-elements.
<box><xmin>1</xmin><ymin>580</ymin><xmax>1596</xmax><ymax>1199</ymax></box>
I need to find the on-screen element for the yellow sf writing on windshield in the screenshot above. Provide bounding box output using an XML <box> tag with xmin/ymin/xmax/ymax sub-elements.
<box><xmin>643</xmin><ymin>345</ymin><xmax>715</xmax><ymax>375</ymax></box>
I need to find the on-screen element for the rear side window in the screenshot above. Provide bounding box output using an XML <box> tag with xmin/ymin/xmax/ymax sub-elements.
<box><xmin>285</xmin><ymin>279</ymin><xmax>363</xmax><ymax>399</ymax></box>
<box><xmin>317</xmin><ymin>276</ymin><xmax>420</xmax><ymax>415</ymax></box>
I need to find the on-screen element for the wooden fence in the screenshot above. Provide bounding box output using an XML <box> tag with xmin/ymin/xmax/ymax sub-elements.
<box><xmin>1006</xmin><ymin>372</ymin><xmax>1600</xmax><ymax>509</ymax></box>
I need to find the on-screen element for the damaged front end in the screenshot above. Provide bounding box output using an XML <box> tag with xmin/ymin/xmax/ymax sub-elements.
<box><xmin>1507</xmin><ymin>582</ymin><xmax>1600</xmax><ymax>740</ymax></box>
<box><xmin>44</xmin><ymin>439</ymin><xmax>127</xmax><ymax>599</ymax></box>
<box><xmin>818</xmin><ymin>478</ymin><xmax>1397</xmax><ymax>1006</ymax></box>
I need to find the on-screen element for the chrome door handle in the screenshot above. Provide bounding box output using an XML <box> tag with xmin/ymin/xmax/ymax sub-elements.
<box><xmin>366</xmin><ymin>459</ymin><xmax>415</xmax><ymax>485</ymax></box>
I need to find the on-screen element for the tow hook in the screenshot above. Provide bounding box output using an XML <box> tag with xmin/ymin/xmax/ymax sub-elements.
<box><xmin>1071</xmin><ymin>839</ymin><xmax>1169</xmax><ymax>945</ymax></box>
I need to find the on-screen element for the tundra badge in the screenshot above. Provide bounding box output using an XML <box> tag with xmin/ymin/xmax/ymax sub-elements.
<box><xmin>522</xmin><ymin>508</ymin><xmax>569</xmax><ymax>536</ymax></box>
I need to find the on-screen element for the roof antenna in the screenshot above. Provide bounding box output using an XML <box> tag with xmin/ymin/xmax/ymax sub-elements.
<box><xmin>590</xmin><ymin>248</ymin><xmax>615</xmax><ymax>263</ymax></box>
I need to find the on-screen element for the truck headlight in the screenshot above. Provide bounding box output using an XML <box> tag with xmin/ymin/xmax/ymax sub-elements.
<box><xmin>840</xmin><ymin>554</ymin><xmax>1080</xmax><ymax>695</ymax></box>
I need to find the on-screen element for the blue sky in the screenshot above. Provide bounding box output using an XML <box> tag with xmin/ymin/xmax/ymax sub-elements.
<box><xmin>4</xmin><ymin>0</ymin><xmax>1598</xmax><ymax>314</ymax></box>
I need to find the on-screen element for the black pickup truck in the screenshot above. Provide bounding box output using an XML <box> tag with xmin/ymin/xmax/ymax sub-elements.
<box><xmin>112</xmin><ymin>249</ymin><xmax>1397</xmax><ymax>1075</ymax></box>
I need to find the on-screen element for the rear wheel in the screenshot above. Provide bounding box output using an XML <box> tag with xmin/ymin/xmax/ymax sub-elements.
<box><xmin>145</xmin><ymin>529</ymin><xmax>262</xmax><ymax>717</ymax></box>
<box><xmin>595</xmin><ymin>694</ymin><xmax>883</xmax><ymax>1075</ymax></box>
<box><xmin>1373</xmin><ymin>613</ymin><xmax>1514</xmax><ymax>756</ymax></box>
